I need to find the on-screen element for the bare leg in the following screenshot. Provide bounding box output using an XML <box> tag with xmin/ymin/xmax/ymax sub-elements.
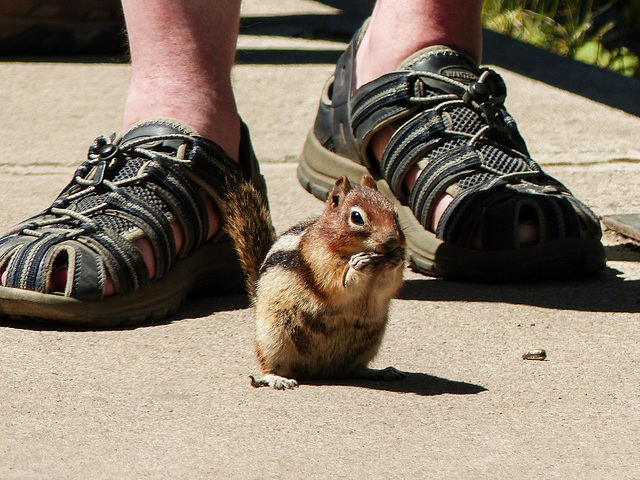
<box><xmin>119</xmin><ymin>0</ymin><xmax>242</xmax><ymax>287</ymax></box>
<box><xmin>45</xmin><ymin>0</ymin><xmax>243</xmax><ymax>294</ymax></box>
<box><xmin>122</xmin><ymin>0</ymin><xmax>241</xmax><ymax>161</ymax></box>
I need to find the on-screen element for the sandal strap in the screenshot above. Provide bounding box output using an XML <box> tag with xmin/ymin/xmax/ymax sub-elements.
<box><xmin>407</xmin><ymin>142</ymin><xmax>541</xmax><ymax>229</ymax></box>
<box><xmin>321</xmin><ymin>37</ymin><xmax>601</xmax><ymax>249</ymax></box>
<box><xmin>350</xmin><ymin>71</ymin><xmax>419</xmax><ymax>159</ymax></box>
<box><xmin>353</xmin><ymin>68</ymin><xmax>534</xmax><ymax>185</ymax></box>
<box><xmin>348</xmin><ymin>46</ymin><xmax>601</xmax><ymax>243</ymax></box>
<box><xmin>0</xmin><ymin>118</ymin><xmax>258</xmax><ymax>299</ymax></box>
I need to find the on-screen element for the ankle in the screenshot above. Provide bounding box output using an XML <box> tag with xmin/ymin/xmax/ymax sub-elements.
<box><xmin>122</xmin><ymin>0</ymin><xmax>242</xmax><ymax>161</ymax></box>
<box><xmin>355</xmin><ymin>1</ymin><xmax>483</xmax><ymax>89</ymax></box>
<box><xmin>123</xmin><ymin>78</ymin><xmax>241</xmax><ymax>162</ymax></box>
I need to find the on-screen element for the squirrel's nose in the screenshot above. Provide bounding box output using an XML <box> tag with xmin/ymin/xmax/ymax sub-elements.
<box><xmin>379</xmin><ymin>233</ymin><xmax>399</xmax><ymax>252</ymax></box>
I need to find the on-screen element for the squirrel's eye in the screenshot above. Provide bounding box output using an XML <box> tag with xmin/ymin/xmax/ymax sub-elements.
<box><xmin>350</xmin><ymin>210</ymin><xmax>365</xmax><ymax>226</ymax></box>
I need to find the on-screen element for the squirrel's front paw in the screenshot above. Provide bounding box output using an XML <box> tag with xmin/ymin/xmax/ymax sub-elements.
<box><xmin>343</xmin><ymin>252</ymin><xmax>378</xmax><ymax>287</ymax></box>
<box><xmin>349</xmin><ymin>252</ymin><xmax>379</xmax><ymax>271</ymax></box>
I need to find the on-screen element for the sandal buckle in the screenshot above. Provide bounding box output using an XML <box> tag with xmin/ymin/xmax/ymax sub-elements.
<box><xmin>81</xmin><ymin>142</ymin><xmax>125</xmax><ymax>187</ymax></box>
<box><xmin>84</xmin><ymin>160</ymin><xmax>107</xmax><ymax>186</ymax></box>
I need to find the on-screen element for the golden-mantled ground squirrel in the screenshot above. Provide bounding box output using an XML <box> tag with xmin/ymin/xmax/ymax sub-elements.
<box><xmin>225</xmin><ymin>174</ymin><xmax>406</xmax><ymax>390</ymax></box>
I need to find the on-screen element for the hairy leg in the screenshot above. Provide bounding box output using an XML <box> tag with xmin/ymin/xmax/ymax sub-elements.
<box><xmin>123</xmin><ymin>0</ymin><xmax>241</xmax><ymax>159</ymax></box>
<box><xmin>355</xmin><ymin>0</ymin><xmax>484</xmax><ymax>86</ymax></box>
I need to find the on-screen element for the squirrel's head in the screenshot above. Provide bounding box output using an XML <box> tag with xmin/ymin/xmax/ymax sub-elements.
<box><xmin>322</xmin><ymin>175</ymin><xmax>405</xmax><ymax>256</ymax></box>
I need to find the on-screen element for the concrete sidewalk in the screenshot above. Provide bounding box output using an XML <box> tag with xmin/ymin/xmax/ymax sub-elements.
<box><xmin>1</xmin><ymin>1</ymin><xmax>639</xmax><ymax>478</ymax></box>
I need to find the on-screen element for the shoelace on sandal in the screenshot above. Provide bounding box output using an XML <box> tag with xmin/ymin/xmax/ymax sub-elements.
<box><xmin>356</xmin><ymin>68</ymin><xmax>542</xmax><ymax>194</ymax></box>
<box><xmin>2</xmin><ymin>132</ymin><xmax>213</xmax><ymax>296</ymax></box>
<box><xmin>20</xmin><ymin>133</ymin><xmax>198</xmax><ymax>239</ymax></box>
<box><xmin>348</xmin><ymin>65</ymin><xmax>582</xmax><ymax>244</ymax></box>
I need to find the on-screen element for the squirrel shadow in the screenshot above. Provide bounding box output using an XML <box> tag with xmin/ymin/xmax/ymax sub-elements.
<box><xmin>305</xmin><ymin>371</ymin><xmax>487</xmax><ymax>396</ymax></box>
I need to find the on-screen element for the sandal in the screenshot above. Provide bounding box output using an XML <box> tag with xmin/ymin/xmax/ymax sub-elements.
<box><xmin>298</xmin><ymin>25</ymin><xmax>605</xmax><ymax>281</ymax></box>
<box><xmin>0</xmin><ymin>117</ymin><xmax>271</xmax><ymax>326</ymax></box>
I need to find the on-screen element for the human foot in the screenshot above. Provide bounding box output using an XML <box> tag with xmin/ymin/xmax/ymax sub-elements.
<box><xmin>34</xmin><ymin>188</ymin><xmax>219</xmax><ymax>297</ymax></box>
<box><xmin>298</xmin><ymin>28</ymin><xmax>605</xmax><ymax>281</ymax></box>
<box><xmin>0</xmin><ymin>118</ymin><xmax>272</xmax><ymax>325</ymax></box>
<box><xmin>356</xmin><ymin>36</ymin><xmax>538</xmax><ymax>249</ymax></box>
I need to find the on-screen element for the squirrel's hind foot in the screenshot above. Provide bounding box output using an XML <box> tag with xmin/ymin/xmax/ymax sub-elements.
<box><xmin>250</xmin><ymin>374</ymin><xmax>299</xmax><ymax>390</ymax></box>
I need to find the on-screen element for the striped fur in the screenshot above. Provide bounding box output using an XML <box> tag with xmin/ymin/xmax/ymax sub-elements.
<box><xmin>224</xmin><ymin>174</ymin><xmax>406</xmax><ymax>389</ymax></box>
<box><xmin>249</xmin><ymin>176</ymin><xmax>406</xmax><ymax>389</ymax></box>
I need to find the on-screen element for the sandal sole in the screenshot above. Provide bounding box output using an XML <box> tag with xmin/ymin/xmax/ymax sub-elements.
<box><xmin>0</xmin><ymin>239</ymin><xmax>245</xmax><ymax>327</ymax></box>
<box><xmin>299</xmin><ymin>128</ymin><xmax>606</xmax><ymax>282</ymax></box>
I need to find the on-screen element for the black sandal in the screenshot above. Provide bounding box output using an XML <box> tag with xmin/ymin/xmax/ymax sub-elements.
<box><xmin>298</xmin><ymin>24</ymin><xmax>605</xmax><ymax>281</ymax></box>
<box><xmin>0</xmin><ymin>117</ymin><xmax>272</xmax><ymax>326</ymax></box>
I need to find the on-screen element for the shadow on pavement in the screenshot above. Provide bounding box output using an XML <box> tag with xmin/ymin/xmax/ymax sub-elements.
<box><xmin>604</xmin><ymin>243</ymin><xmax>640</xmax><ymax>261</ymax></box>
<box><xmin>236</xmin><ymin>1</ymin><xmax>369</xmax><ymax>65</ymax></box>
<box><xmin>306</xmin><ymin>371</ymin><xmax>487</xmax><ymax>396</ymax></box>
<box><xmin>400</xmin><ymin>266</ymin><xmax>640</xmax><ymax>314</ymax></box>
<box><xmin>7</xmin><ymin>260</ymin><xmax>636</xmax><ymax>332</ymax></box>
<box><xmin>0</xmin><ymin>292</ymin><xmax>251</xmax><ymax>332</ymax></box>
<box><xmin>482</xmin><ymin>30</ymin><xmax>640</xmax><ymax>117</ymax></box>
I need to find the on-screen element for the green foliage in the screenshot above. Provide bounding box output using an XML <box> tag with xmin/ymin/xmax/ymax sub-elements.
<box><xmin>482</xmin><ymin>0</ymin><xmax>640</xmax><ymax>78</ymax></box>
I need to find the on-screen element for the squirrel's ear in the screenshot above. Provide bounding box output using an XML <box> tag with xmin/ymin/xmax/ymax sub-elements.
<box><xmin>361</xmin><ymin>174</ymin><xmax>377</xmax><ymax>191</ymax></box>
<box><xmin>328</xmin><ymin>176</ymin><xmax>351</xmax><ymax>208</ymax></box>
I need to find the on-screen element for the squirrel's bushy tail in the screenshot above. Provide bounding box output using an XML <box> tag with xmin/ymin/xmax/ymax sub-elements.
<box><xmin>223</xmin><ymin>174</ymin><xmax>277</xmax><ymax>297</ymax></box>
